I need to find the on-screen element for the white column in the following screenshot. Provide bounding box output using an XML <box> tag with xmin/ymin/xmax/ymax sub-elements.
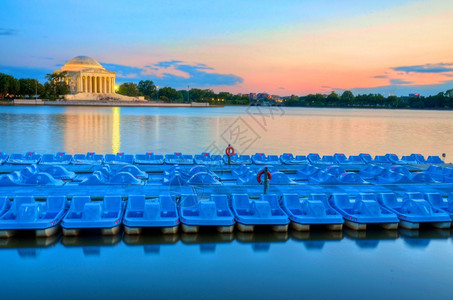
<box><xmin>102</xmin><ymin>77</ymin><xmax>105</xmax><ymax>93</ymax></box>
<box><xmin>94</xmin><ymin>76</ymin><xmax>98</xmax><ymax>93</ymax></box>
<box><xmin>77</xmin><ymin>76</ymin><xmax>81</xmax><ymax>92</ymax></box>
<box><xmin>83</xmin><ymin>76</ymin><xmax>87</xmax><ymax>92</ymax></box>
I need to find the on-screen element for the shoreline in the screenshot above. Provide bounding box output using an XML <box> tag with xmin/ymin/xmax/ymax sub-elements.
<box><xmin>0</xmin><ymin>100</ymin><xmax>222</xmax><ymax>108</ymax></box>
<box><xmin>0</xmin><ymin>100</ymin><xmax>452</xmax><ymax>111</ymax></box>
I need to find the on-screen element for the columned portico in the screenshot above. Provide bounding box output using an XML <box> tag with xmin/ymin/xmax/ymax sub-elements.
<box><xmin>55</xmin><ymin>56</ymin><xmax>141</xmax><ymax>101</ymax></box>
<box><xmin>55</xmin><ymin>56</ymin><xmax>116</xmax><ymax>95</ymax></box>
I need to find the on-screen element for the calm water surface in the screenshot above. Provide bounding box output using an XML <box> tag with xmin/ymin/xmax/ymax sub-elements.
<box><xmin>0</xmin><ymin>106</ymin><xmax>453</xmax><ymax>299</ymax></box>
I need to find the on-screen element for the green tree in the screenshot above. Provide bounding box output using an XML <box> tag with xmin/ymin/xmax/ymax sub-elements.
<box><xmin>45</xmin><ymin>72</ymin><xmax>70</xmax><ymax>100</ymax></box>
<box><xmin>137</xmin><ymin>80</ymin><xmax>156</xmax><ymax>100</ymax></box>
<box><xmin>177</xmin><ymin>90</ymin><xmax>189</xmax><ymax>102</ymax></box>
<box><xmin>117</xmin><ymin>82</ymin><xmax>140</xmax><ymax>97</ymax></box>
<box><xmin>189</xmin><ymin>88</ymin><xmax>206</xmax><ymax>102</ymax></box>
<box><xmin>158</xmin><ymin>86</ymin><xmax>182</xmax><ymax>102</ymax></box>
<box><xmin>386</xmin><ymin>95</ymin><xmax>399</xmax><ymax>108</ymax></box>
<box><xmin>340</xmin><ymin>90</ymin><xmax>355</xmax><ymax>105</ymax></box>
<box><xmin>19</xmin><ymin>78</ymin><xmax>44</xmax><ymax>98</ymax></box>
<box><xmin>326</xmin><ymin>91</ymin><xmax>340</xmax><ymax>105</ymax></box>
<box><xmin>0</xmin><ymin>73</ymin><xmax>20</xmax><ymax>99</ymax></box>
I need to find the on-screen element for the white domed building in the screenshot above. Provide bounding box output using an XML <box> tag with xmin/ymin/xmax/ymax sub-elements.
<box><xmin>54</xmin><ymin>56</ymin><xmax>141</xmax><ymax>101</ymax></box>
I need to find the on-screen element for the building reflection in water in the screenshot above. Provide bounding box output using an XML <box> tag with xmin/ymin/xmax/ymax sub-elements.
<box><xmin>63</xmin><ymin>107</ymin><xmax>122</xmax><ymax>154</ymax></box>
<box><xmin>112</xmin><ymin>107</ymin><xmax>121</xmax><ymax>153</ymax></box>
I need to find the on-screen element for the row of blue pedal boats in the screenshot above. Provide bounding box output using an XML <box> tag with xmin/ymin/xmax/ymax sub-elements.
<box><xmin>0</xmin><ymin>191</ymin><xmax>453</xmax><ymax>238</ymax></box>
<box><xmin>0</xmin><ymin>151</ymin><xmax>445</xmax><ymax>166</ymax></box>
<box><xmin>1</xmin><ymin>163</ymin><xmax>452</xmax><ymax>186</ymax></box>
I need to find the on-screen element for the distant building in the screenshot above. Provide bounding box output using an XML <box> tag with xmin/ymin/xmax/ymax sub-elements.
<box><xmin>249</xmin><ymin>93</ymin><xmax>257</xmax><ymax>100</ymax></box>
<box><xmin>271</xmin><ymin>95</ymin><xmax>281</xmax><ymax>102</ymax></box>
<box><xmin>257</xmin><ymin>93</ymin><xmax>271</xmax><ymax>100</ymax></box>
<box><xmin>54</xmin><ymin>56</ymin><xmax>142</xmax><ymax>101</ymax></box>
<box><xmin>409</xmin><ymin>93</ymin><xmax>421</xmax><ymax>98</ymax></box>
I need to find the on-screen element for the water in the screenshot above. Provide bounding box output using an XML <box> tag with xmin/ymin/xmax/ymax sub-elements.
<box><xmin>0</xmin><ymin>105</ymin><xmax>453</xmax><ymax>299</ymax></box>
<box><xmin>0</xmin><ymin>106</ymin><xmax>452</xmax><ymax>158</ymax></box>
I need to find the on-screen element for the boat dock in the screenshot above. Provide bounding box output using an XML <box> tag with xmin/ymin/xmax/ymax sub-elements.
<box><xmin>0</xmin><ymin>151</ymin><xmax>452</xmax><ymax>237</ymax></box>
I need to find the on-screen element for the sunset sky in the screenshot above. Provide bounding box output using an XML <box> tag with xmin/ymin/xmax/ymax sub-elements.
<box><xmin>1</xmin><ymin>0</ymin><xmax>453</xmax><ymax>96</ymax></box>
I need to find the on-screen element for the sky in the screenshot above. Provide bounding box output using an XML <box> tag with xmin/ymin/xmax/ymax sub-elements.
<box><xmin>0</xmin><ymin>0</ymin><xmax>453</xmax><ymax>96</ymax></box>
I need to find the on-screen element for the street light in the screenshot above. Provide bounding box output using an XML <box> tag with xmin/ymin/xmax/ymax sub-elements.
<box><xmin>156</xmin><ymin>85</ymin><xmax>159</xmax><ymax>101</ymax></box>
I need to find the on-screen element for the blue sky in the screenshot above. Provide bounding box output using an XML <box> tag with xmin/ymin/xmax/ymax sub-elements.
<box><xmin>1</xmin><ymin>0</ymin><xmax>452</xmax><ymax>96</ymax></box>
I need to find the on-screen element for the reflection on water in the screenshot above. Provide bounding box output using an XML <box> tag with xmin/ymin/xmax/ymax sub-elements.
<box><xmin>0</xmin><ymin>230</ymin><xmax>452</xmax><ymax>298</ymax></box>
<box><xmin>0</xmin><ymin>106</ymin><xmax>452</xmax><ymax>157</ymax></box>
<box><xmin>112</xmin><ymin>107</ymin><xmax>121</xmax><ymax>153</ymax></box>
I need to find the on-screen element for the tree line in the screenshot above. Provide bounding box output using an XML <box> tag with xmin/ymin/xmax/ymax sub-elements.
<box><xmin>1</xmin><ymin>72</ymin><xmax>452</xmax><ymax>108</ymax></box>
<box><xmin>117</xmin><ymin>80</ymin><xmax>250</xmax><ymax>105</ymax></box>
<box><xmin>284</xmin><ymin>90</ymin><xmax>453</xmax><ymax>109</ymax></box>
<box><xmin>0</xmin><ymin>72</ymin><xmax>69</xmax><ymax>100</ymax></box>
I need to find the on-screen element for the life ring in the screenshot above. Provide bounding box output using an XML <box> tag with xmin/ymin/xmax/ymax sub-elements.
<box><xmin>225</xmin><ymin>146</ymin><xmax>235</xmax><ymax>157</ymax></box>
<box><xmin>257</xmin><ymin>170</ymin><xmax>272</xmax><ymax>183</ymax></box>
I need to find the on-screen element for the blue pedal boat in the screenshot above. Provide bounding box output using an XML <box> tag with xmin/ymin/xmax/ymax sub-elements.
<box><xmin>194</xmin><ymin>152</ymin><xmax>224</xmax><ymax>165</ymax></box>
<box><xmin>359</xmin><ymin>153</ymin><xmax>372</xmax><ymax>163</ymax></box>
<box><xmin>231</xmin><ymin>194</ymin><xmax>289</xmax><ymax>232</ymax></box>
<box><xmin>43</xmin><ymin>165</ymin><xmax>76</xmax><ymax>180</ymax></box>
<box><xmin>0</xmin><ymin>196</ymin><xmax>67</xmax><ymax>238</ymax></box>
<box><xmin>179</xmin><ymin>194</ymin><xmax>235</xmax><ymax>233</ymax></box>
<box><xmin>425</xmin><ymin>165</ymin><xmax>453</xmax><ymax>181</ymax></box>
<box><xmin>399</xmin><ymin>155</ymin><xmax>418</xmax><ymax>164</ymax></box>
<box><xmin>360</xmin><ymin>164</ymin><xmax>386</xmax><ymax>180</ymax></box>
<box><xmin>80</xmin><ymin>171</ymin><xmax>143</xmax><ymax>185</ymax></box>
<box><xmin>118</xmin><ymin>165</ymin><xmax>149</xmax><ymax>180</ymax></box>
<box><xmin>104</xmin><ymin>152</ymin><xmax>134</xmax><ymax>165</ymax></box>
<box><xmin>0</xmin><ymin>196</ymin><xmax>11</xmax><ymax>217</ymax></box>
<box><xmin>40</xmin><ymin>152</ymin><xmax>73</xmax><ymax>165</ymax></box>
<box><xmin>0</xmin><ymin>152</ymin><xmax>9</xmax><ymax>165</ymax></box>
<box><xmin>73</xmin><ymin>152</ymin><xmax>104</xmax><ymax>165</ymax></box>
<box><xmin>281</xmin><ymin>194</ymin><xmax>343</xmax><ymax>231</ymax></box>
<box><xmin>334</xmin><ymin>153</ymin><xmax>364</xmax><ymax>164</ymax></box>
<box><xmin>7</xmin><ymin>152</ymin><xmax>41</xmax><ymax>165</ymax></box>
<box><xmin>280</xmin><ymin>153</ymin><xmax>309</xmax><ymax>164</ymax></box>
<box><xmin>385</xmin><ymin>153</ymin><xmax>400</xmax><ymax>164</ymax></box>
<box><xmin>18</xmin><ymin>164</ymin><xmax>39</xmax><ymax>180</ymax></box>
<box><xmin>165</xmin><ymin>152</ymin><xmax>194</xmax><ymax>164</ymax></box>
<box><xmin>410</xmin><ymin>153</ymin><xmax>427</xmax><ymax>164</ymax></box>
<box><xmin>376</xmin><ymin>169</ymin><xmax>412</xmax><ymax>184</ymax></box>
<box><xmin>252</xmin><ymin>153</ymin><xmax>280</xmax><ymax>165</ymax></box>
<box><xmin>62</xmin><ymin>195</ymin><xmax>125</xmax><ymax>235</ymax></box>
<box><xmin>329</xmin><ymin>193</ymin><xmax>398</xmax><ymax>230</ymax></box>
<box><xmin>123</xmin><ymin>195</ymin><xmax>179</xmax><ymax>234</ymax></box>
<box><xmin>135</xmin><ymin>152</ymin><xmax>164</xmax><ymax>165</ymax></box>
<box><xmin>338</xmin><ymin>172</ymin><xmax>367</xmax><ymax>184</ymax></box>
<box><xmin>377</xmin><ymin>192</ymin><xmax>451</xmax><ymax>229</ymax></box>
<box><xmin>308</xmin><ymin>171</ymin><xmax>341</xmax><ymax>184</ymax></box>
<box><xmin>308</xmin><ymin>153</ymin><xmax>335</xmax><ymax>165</ymax></box>
<box><xmin>0</xmin><ymin>172</ymin><xmax>23</xmax><ymax>186</ymax></box>
<box><xmin>23</xmin><ymin>172</ymin><xmax>64</xmax><ymax>186</ymax></box>
<box><xmin>222</xmin><ymin>154</ymin><xmax>252</xmax><ymax>165</ymax></box>
<box><xmin>427</xmin><ymin>156</ymin><xmax>444</xmax><ymax>164</ymax></box>
<box><xmin>295</xmin><ymin>165</ymin><xmax>322</xmax><ymax>180</ymax></box>
<box><xmin>371</xmin><ymin>155</ymin><xmax>391</xmax><ymax>164</ymax></box>
<box><xmin>329</xmin><ymin>193</ymin><xmax>399</xmax><ymax>230</ymax></box>
<box><xmin>424</xmin><ymin>193</ymin><xmax>453</xmax><ymax>218</ymax></box>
